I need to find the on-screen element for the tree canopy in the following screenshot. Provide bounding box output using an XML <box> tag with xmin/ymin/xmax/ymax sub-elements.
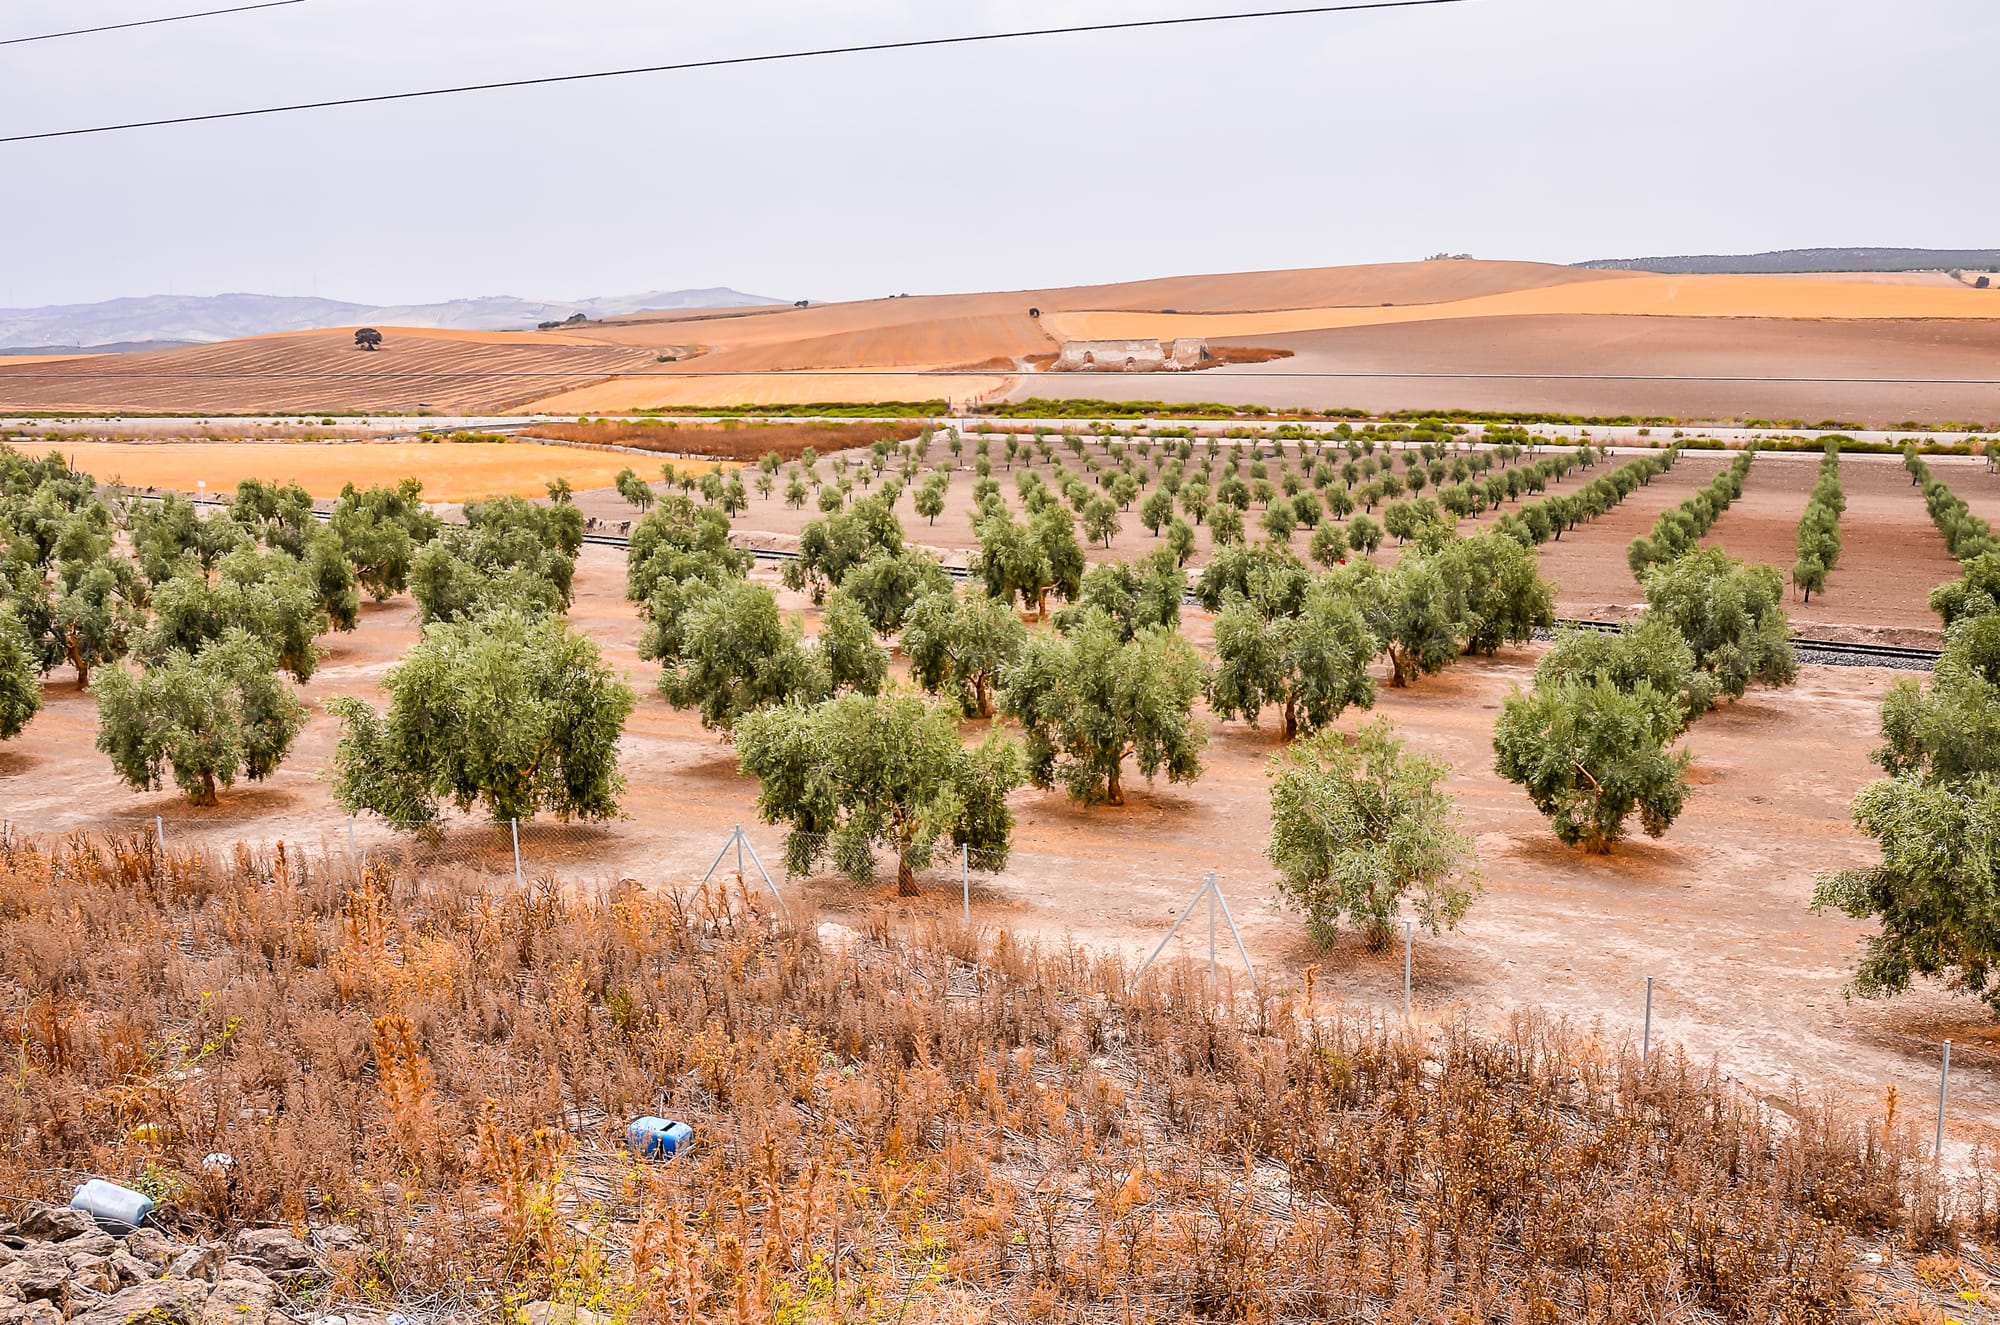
<box><xmin>1000</xmin><ymin>607</ymin><xmax>1206</xmax><ymax>806</ymax></box>
<box><xmin>94</xmin><ymin>629</ymin><xmax>307</xmax><ymax>806</ymax></box>
<box><xmin>736</xmin><ymin>692</ymin><xmax>1022</xmax><ymax>895</ymax></box>
<box><xmin>1640</xmin><ymin>547</ymin><xmax>1797</xmax><ymax>699</ymax></box>
<box><xmin>901</xmin><ymin>587</ymin><xmax>1027</xmax><ymax>719</ymax></box>
<box><xmin>329</xmin><ymin>608</ymin><xmax>636</xmax><ymax>829</ymax></box>
<box><xmin>1266</xmin><ymin>717</ymin><xmax>1478</xmax><ymax>948</ymax></box>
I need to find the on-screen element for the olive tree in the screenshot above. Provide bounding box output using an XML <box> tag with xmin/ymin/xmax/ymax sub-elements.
<box><xmin>1492</xmin><ymin>676</ymin><xmax>1690</xmax><ymax>853</ymax></box>
<box><xmin>901</xmin><ymin>587</ymin><xmax>1027</xmax><ymax>719</ymax></box>
<box><xmin>1056</xmin><ymin>551</ymin><xmax>1183</xmax><ymax>640</ymax></box>
<box><xmin>48</xmin><ymin>555</ymin><xmax>146</xmax><ymax>685</ymax></box>
<box><xmin>94</xmin><ymin>629</ymin><xmax>307</xmax><ymax>806</ymax></box>
<box><xmin>0</xmin><ymin>607</ymin><xmax>41</xmax><ymax>739</ymax></box>
<box><xmin>411</xmin><ymin>496</ymin><xmax>582</xmax><ymax>624</ymax></box>
<box><xmin>1641</xmin><ymin>546</ymin><xmax>1796</xmax><ymax>699</ymax></box>
<box><xmin>736</xmin><ymin>692</ymin><xmax>1022</xmax><ymax>895</ymax></box>
<box><xmin>1437</xmin><ymin>531</ymin><xmax>1555</xmax><ymax>657</ymax></box>
<box><xmin>1813</xmin><ymin>773</ymin><xmax>2000</xmax><ymax>1015</ymax></box>
<box><xmin>615</xmin><ymin>468</ymin><xmax>657</xmax><ymax>512</ymax></box>
<box><xmin>145</xmin><ymin>550</ymin><xmax>328</xmax><ymax>682</ymax></box>
<box><xmin>329</xmin><ymin>607</ymin><xmax>636</xmax><ymax>829</ymax></box>
<box><xmin>839</xmin><ymin>547</ymin><xmax>951</xmax><ymax>636</ymax></box>
<box><xmin>784</xmin><ymin>498</ymin><xmax>902</xmax><ymax>604</ymax></box>
<box><xmin>1000</xmin><ymin>608</ymin><xmax>1206</xmax><ymax>806</ymax></box>
<box><xmin>1266</xmin><ymin>717</ymin><xmax>1479</xmax><ymax>949</ymax></box>
<box><xmin>1209</xmin><ymin>580</ymin><xmax>1379</xmax><ymax>739</ymax></box>
<box><xmin>329</xmin><ymin>479</ymin><xmax>442</xmax><ymax>601</ymax></box>
<box><xmin>972</xmin><ymin>504</ymin><xmax>1084</xmax><ymax>619</ymax></box>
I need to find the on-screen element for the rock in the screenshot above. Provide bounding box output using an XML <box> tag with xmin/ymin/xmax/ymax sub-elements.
<box><xmin>61</xmin><ymin>1232</ymin><xmax>120</xmax><ymax>1265</ymax></box>
<box><xmin>0</xmin><ymin>1301</ymin><xmax>62</xmax><ymax>1325</ymax></box>
<box><xmin>201</xmin><ymin>1278</ymin><xmax>275</xmax><ymax>1323</ymax></box>
<box><xmin>68</xmin><ymin>1280</ymin><xmax>206</xmax><ymax>1325</ymax></box>
<box><xmin>0</xmin><ymin>1248</ymin><xmax>68</xmax><ymax>1302</ymax></box>
<box><xmin>107</xmin><ymin>1250</ymin><xmax>155</xmax><ymax>1288</ymax></box>
<box><xmin>122</xmin><ymin>1230</ymin><xmax>173</xmax><ymax>1269</ymax></box>
<box><xmin>12</xmin><ymin>1208</ymin><xmax>94</xmax><ymax>1243</ymax></box>
<box><xmin>165</xmin><ymin>1245</ymin><xmax>223</xmax><ymax>1285</ymax></box>
<box><xmin>66</xmin><ymin>1259</ymin><xmax>118</xmax><ymax>1296</ymax></box>
<box><xmin>228</xmin><ymin>1230</ymin><xmax>309</xmax><ymax>1275</ymax></box>
<box><xmin>313</xmin><ymin>1226</ymin><xmax>366</xmax><ymax>1257</ymax></box>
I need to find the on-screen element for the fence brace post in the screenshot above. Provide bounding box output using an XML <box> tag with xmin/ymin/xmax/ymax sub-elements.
<box><xmin>1642</xmin><ymin>976</ymin><xmax>1654</xmax><ymax>1067</ymax></box>
<box><xmin>1938</xmin><ymin>1040</ymin><xmax>1953</xmax><ymax>1160</ymax></box>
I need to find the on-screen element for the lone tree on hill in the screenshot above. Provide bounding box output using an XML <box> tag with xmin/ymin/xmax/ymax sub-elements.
<box><xmin>94</xmin><ymin>629</ymin><xmax>307</xmax><ymax>807</ymax></box>
<box><xmin>1266</xmin><ymin>717</ymin><xmax>1479</xmax><ymax>949</ymax></box>
<box><xmin>329</xmin><ymin>607</ymin><xmax>636</xmax><ymax>829</ymax></box>
<box><xmin>354</xmin><ymin>327</ymin><xmax>383</xmax><ymax>351</ymax></box>
<box><xmin>736</xmin><ymin>692</ymin><xmax>1022</xmax><ymax>896</ymax></box>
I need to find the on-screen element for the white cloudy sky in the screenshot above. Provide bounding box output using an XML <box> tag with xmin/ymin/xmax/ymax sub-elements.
<box><xmin>2</xmin><ymin>0</ymin><xmax>1994</xmax><ymax>308</ymax></box>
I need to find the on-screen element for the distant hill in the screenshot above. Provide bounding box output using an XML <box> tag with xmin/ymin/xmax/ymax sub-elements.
<box><xmin>1577</xmin><ymin>247</ymin><xmax>2000</xmax><ymax>274</ymax></box>
<box><xmin>0</xmin><ymin>288</ymin><xmax>785</xmax><ymax>351</ymax></box>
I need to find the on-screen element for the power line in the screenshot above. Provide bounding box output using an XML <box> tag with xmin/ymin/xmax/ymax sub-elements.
<box><xmin>0</xmin><ymin>0</ymin><xmax>1471</xmax><ymax>144</ymax></box>
<box><xmin>0</xmin><ymin>370</ymin><xmax>1994</xmax><ymax>385</ymax></box>
<box><xmin>0</xmin><ymin>0</ymin><xmax>304</xmax><ymax>48</ymax></box>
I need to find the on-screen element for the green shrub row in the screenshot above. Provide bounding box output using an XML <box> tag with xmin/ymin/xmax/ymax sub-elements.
<box><xmin>1792</xmin><ymin>446</ymin><xmax>1845</xmax><ymax>601</ymax></box>
<box><xmin>1906</xmin><ymin>449</ymin><xmax>1998</xmax><ymax>562</ymax></box>
<box><xmin>1627</xmin><ymin>449</ymin><xmax>1757</xmax><ymax>576</ymax></box>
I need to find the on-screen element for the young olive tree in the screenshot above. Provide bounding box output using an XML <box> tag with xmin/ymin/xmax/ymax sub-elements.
<box><xmin>736</xmin><ymin>692</ymin><xmax>1022</xmax><ymax>895</ymax></box>
<box><xmin>1000</xmin><ymin>608</ymin><xmax>1206</xmax><ymax>807</ymax></box>
<box><xmin>1492</xmin><ymin>677</ymin><xmax>1690</xmax><ymax>853</ymax></box>
<box><xmin>1641</xmin><ymin>547</ymin><xmax>1796</xmax><ymax>700</ymax></box>
<box><xmin>901</xmin><ymin>587</ymin><xmax>1027</xmax><ymax>719</ymax></box>
<box><xmin>329</xmin><ymin>478</ymin><xmax>442</xmax><ymax>601</ymax></box>
<box><xmin>0</xmin><ymin>607</ymin><xmax>42</xmax><ymax>740</ymax></box>
<box><xmin>1266</xmin><ymin>717</ymin><xmax>1479</xmax><ymax>949</ymax></box>
<box><xmin>1209</xmin><ymin>580</ymin><xmax>1379</xmax><ymax>739</ymax></box>
<box><xmin>94</xmin><ymin>629</ymin><xmax>307</xmax><ymax>807</ymax></box>
<box><xmin>329</xmin><ymin>607</ymin><xmax>635</xmax><ymax>829</ymax></box>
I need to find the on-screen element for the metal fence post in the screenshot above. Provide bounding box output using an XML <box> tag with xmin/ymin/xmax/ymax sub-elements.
<box><xmin>1938</xmin><ymin>1040</ymin><xmax>1953</xmax><ymax>1159</ymax></box>
<box><xmin>1642</xmin><ymin>976</ymin><xmax>1654</xmax><ymax>1067</ymax></box>
<box><xmin>1207</xmin><ymin>873</ymin><xmax>1217</xmax><ymax>983</ymax></box>
<box><xmin>735</xmin><ymin>825</ymin><xmax>745</xmax><ymax>880</ymax></box>
<box><xmin>511</xmin><ymin>818</ymin><xmax>523</xmax><ymax>888</ymax></box>
<box><xmin>961</xmin><ymin>843</ymin><xmax>970</xmax><ymax>925</ymax></box>
<box><xmin>154</xmin><ymin>815</ymin><xmax>166</xmax><ymax>856</ymax></box>
<box><xmin>1403</xmin><ymin>919</ymin><xmax>1413</xmax><ymax>1021</ymax></box>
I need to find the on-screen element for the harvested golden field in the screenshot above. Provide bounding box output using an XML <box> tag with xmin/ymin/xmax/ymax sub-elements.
<box><xmin>0</xmin><ymin>331</ymin><xmax>658</xmax><ymax>414</ymax></box>
<box><xmin>1044</xmin><ymin>271</ymin><xmax>2000</xmax><ymax>342</ymax></box>
<box><xmin>31</xmin><ymin>439</ymin><xmax>654</xmax><ymax>501</ymax></box>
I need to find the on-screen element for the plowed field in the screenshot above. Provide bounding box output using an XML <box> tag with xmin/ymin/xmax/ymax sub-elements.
<box><xmin>0</xmin><ymin>332</ymin><xmax>658</xmax><ymax>414</ymax></box>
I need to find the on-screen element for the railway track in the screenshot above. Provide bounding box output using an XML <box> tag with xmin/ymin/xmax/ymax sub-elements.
<box><xmin>1548</xmin><ymin>617</ymin><xmax>1939</xmax><ymax>670</ymax></box>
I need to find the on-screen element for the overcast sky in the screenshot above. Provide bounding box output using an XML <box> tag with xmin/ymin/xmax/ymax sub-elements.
<box><xmin>2</xmin><ymin>0</ymin><xmax>1994</xmax><ymax>309</ymax></box>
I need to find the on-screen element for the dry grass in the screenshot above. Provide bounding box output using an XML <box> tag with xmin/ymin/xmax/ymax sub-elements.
<box><xmin>4</xmin><ymin>828</ymin><xmax>1995</xmax><ymax>1320</ymax></box>
<box><xmin>520</xmin><ymin>419</ymin><xmax>924</xmax><ymax>463</ymax></box>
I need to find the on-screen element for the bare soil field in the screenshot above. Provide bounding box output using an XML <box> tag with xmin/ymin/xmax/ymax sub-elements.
<box><xmin>520</xmin><ymin>418</ymin><xmax>923</xmax><ymax>462</ymax></box>
<box><xmin>10</xmin><ymin>540</ymin><xmax>1998</xmax><ymax>1153</ymax></box>
<box><xmin>1696</xmin><ymin>451</ymin><xmax>1967</xmax><ymax>637</ymax></box>
<box><xmin>1009</xmin><ymin>315</ymin><xmax>2000</xmax><ymax>426</ymax></box>
<box><xmin>0</xmin><ymin>332</ymin><xmax>659</xmax><ymax>414</ymax></box>
<box><xmin>527</xmin><ymin>370</ymin><xmax>1011</xmax><ymax>413</ymax></box>
<box><xmin>19</xmin><ymin>439</ymin><xmax>662</xmax><ymax>502</ymax></box>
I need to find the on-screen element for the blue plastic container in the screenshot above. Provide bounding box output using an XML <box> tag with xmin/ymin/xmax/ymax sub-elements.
<box><xmin>626</xmin><ymin>1116</ymin><xmax>694</xmax><ymax>1160</ymax></box>
<box><xmin>71</xmin><ymin>1179</ymin><xmax>154</xmax><ymax>1230</ymax></box>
